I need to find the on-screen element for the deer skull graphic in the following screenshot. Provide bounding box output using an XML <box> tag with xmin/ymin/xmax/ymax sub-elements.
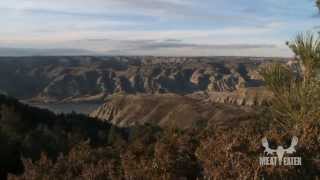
<box><xmin>261</xmin><ymin>136</ymin><xmax>298</xmax><ymax>165</ymax></box>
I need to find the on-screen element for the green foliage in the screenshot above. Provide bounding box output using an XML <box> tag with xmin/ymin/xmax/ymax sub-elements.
<box><xmin>261</xmin><ymin>33</ymin><xmax>320</xmax><ymax>130</ymax></box>
<box><xmin>259</xmin><ymin>63</ymin><xmax>293</xmax><ymax>94</ymax></box>
<box><xmin>288</xmin><ymin>33</ymin><xmax>320</xmax><ymax>81</ymax></box>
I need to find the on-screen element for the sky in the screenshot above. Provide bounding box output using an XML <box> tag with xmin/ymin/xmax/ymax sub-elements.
<box><xmin>0</xmin><ymin>0</ymin><xmax>319</xmax><ymax>57</ymax></box>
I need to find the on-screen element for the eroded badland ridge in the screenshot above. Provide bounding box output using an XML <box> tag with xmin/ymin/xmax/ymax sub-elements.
<box><xmin>0</xmin><ymin>56</ymin><xmax>288</xmax><ymax>106</ymax></box>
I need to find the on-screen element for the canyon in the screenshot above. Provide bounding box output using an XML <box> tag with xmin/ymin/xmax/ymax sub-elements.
<box><xmin>0</xmin><ymin>56</ymin><xmax>285</xmax><ymax>106</ymax></box>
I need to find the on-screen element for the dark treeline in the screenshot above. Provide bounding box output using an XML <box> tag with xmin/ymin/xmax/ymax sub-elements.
<box><xmin>0</xmin><ymin>94</ymin><xmax>319</xmax><ymax>179</ymax></box>
<box><xmin>0</xmin><ymin>94</ymin><xmax>126</xmax><ymax>179</ymax></box>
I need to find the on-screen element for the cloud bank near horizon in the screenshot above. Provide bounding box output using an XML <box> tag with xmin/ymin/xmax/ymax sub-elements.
<box><xmin>0</xmin><ymin>0</ymin><xmax>319</xmax><ymax>57</ymax></box>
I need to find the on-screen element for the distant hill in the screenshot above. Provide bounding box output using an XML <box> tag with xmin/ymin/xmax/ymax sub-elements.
<box><xmin>0</xmin><ymin>56</ymin><xmax>285</xmax><ymax>105</ymax></box>
<box><xmin>0</xmin><ymin>47</ymin><xmax>96</xmax><ymax>56</ymax></box>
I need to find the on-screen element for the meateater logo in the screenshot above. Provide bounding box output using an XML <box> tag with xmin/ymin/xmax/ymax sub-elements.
<box><xmin>259</xmin><ymin>136</ymin><xmax>302</xmax><ymax>166</ymax></box>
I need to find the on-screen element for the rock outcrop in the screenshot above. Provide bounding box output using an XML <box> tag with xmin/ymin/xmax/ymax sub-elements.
<box><xmin>90</xmin><ymin>94</ymin><xmax>257</xmax><ymax>129</ymax></box>
<box><xmin>0</xmin><ymin>56</ymin><xmax>286</xmax><ymax>104</ymax></box>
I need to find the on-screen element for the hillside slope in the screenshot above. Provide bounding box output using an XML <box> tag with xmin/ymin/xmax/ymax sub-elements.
<box><xmin>90</xmin><ymin>94</ymin><xmax>257</xmax><ymax>129</ymax></box>
<box><xmin>0</xmin><ymin>56</ymin><xmax>283</xmax><ymax>104</ymax></box>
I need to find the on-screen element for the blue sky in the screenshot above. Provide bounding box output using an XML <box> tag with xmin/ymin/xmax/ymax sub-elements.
<box><xmin>0</xmin><ymin>0</ymin><xmax>319</xmax><ymax>57</ymax></box>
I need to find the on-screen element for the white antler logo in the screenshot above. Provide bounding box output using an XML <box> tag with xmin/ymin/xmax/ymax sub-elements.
<box><xmin>261</xmin><ymin>136</ymin><xmax>299</xmax><ymax>166</ymax></box>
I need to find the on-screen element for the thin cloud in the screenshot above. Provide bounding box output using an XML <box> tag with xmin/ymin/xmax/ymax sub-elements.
<box><xmin>68</xmin><ymin>38</ymin><xmax>278</xmax><ymax>55</ymax></box>
<box><xmin>0</xmin><ymin>0</ymin><xmax>317</xmax><ymax>57</ymax></box>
